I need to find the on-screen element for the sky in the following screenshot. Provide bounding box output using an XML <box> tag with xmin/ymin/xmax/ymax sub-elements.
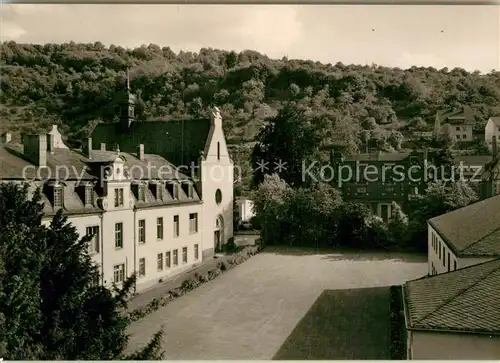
<box><xmin>1</xmin><ymin>4</ymin><xmax>499</xmax><ymax>72</ymax></box>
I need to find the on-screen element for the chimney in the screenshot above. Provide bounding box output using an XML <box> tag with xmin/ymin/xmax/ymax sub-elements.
<box><xmin>85</xmin><ymin>137</ymin><xmax>92</xmax><ymax>159</ymax></box>
<box><xmin>1</xmin><ymin>132</ymin><xmax>11</xmax><ymax>143</ymax></box>
<box><xmin>492</xmin><ymin>136</ymin><xmax>497</xmax><ymax>159</ymax></box>
<box><xmin>23</xmin><ymin>134</ymin><xmax>47</xmax><ymax>166</ymax></box>
<box><xmin>137</xmin><ymin>144</ymin><xmax>144</xmax><ymax>161</ymax></box>
<box><xmin>47</xmin><ymin>134</ymin><xmax>54</xmax><ymax>154</ymax></box>
<box><xmin>100</xmin><ymin>143</ymin><xmax>106</xmax><ymax>151</ymax></box>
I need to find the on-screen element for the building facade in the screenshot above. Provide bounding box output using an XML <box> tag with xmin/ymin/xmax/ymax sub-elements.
<box><xmin>434</xmin><ymin>106</ymin><xmax>475</xmax><ymax>142</ymax></box>
<box><xmin>0</xmin><ymin>74</ymin><xmax>234</xmax><ymax>293</ymax></box>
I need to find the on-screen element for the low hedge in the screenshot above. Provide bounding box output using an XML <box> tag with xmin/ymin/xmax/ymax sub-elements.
<box><xmin>389</xmin><ymin>285</ymin><xmax>406</xmax><ymax>360</ymax></box>
<box><xmin>128</xmin><ymin>243</ymin><xmax>263</xmax><ymax>322</ymax></box>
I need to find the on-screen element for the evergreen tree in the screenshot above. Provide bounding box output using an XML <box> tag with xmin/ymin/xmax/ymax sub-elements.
<box><xmin>0</xmin><ymin>183</ymin><xmax>164</xmax><ymax>360</ymax></box>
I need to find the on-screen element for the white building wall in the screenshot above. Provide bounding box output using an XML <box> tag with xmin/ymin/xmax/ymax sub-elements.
<box><xmin>134</xmin><ymin>203</ymin><xmax>203</xmax><ymax>292</ymax></box>
<box><xmin>408</xmin><ymin>330</ymin><xmax>500</xmax><ymax>360</ymax></box>
<box><xmin>238</xmin><ymin>199</ymin><xmax>255</xmax><ymax>222</ymax></box>
<box><xmin>428</xmin><ymin>224</ymin><xmax>496</xmax><ymax>275</ymax></box>
<box><xmin>428</xmin><ymin>225</ymin><xmax>458</xmax><ymax>275</ymax></box>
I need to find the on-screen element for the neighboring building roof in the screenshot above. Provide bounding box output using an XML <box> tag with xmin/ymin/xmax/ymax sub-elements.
<box><xmin>436</xmin><ymin>106</ymin><xmax>475</xmax><ymax>126</ymax></box>
<box><xmin>403</xmin><ymin>258</ymin><xmax>500</xmax><ymax>334</ymax></box>
<box><xmin>91</xmin><ymin>119</ymin><xmax>211</xmax><ymax>167</ymax></box>
<box><xmin>0</xmin><ymin>143</ymin><xmax>191</xmax><ymax>182</ymax></box>
<box><xmin>489</xmin><ymin>117</ymin><xmax>500</xmax><ymax>127</ymax></box>
<box><xmin>453</xmin><ymin>155</ymin><xmax>492</xmax><ymax>167</ymax></box>
<box><xmin>345</xmin><ymin>152</ymin><xmax>412</xmax><ymax>162</ymax></box>
<box><xmin>428</xmin><ymin>194</ymin><xmax>500</xmax><ymax>257</ymax></box>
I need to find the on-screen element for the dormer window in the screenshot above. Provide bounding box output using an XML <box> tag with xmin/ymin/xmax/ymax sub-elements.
<box><xmin>53</xmin><ymin>185</ymin><xmax>64</xmax><ymax>209</ymax></box>
<box><xmin>167</xmin><ymin>182</ymin><xmax>179</xmax><ymax>200</ymax></box>
<box><xmin>137</xmin><ymin>184</ymin><xmax>145</xmax><ymax>202</ymax></box>
<box><xmin>149</xmin><ymin>181</ymin><xmax>163</xmax><ymax>200</ymax></box>
<box><xmin>85</xmin><ymin>185</ymin><xmax>93</xmax><ymax>206</ymax></box>
<box><xmin>181</xmin><ymin>181</ymin><xmax>193</xmax><ymax>199</ymax></box>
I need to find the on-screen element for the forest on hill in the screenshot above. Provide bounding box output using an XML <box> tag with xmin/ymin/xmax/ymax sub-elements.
<box><xmin>1</xmin><ymin>41</ymin><xmax>500</xmax><ymax>170</ymax></box>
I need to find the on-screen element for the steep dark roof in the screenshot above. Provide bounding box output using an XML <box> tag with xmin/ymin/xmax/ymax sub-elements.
<box><xmin>403</xmin><ymin>259</ymin><xmax>500</xmax><ymax>334</ymax></box>
<box><xmin>437</xmin><ymin>106</ymin><xmax>474</xmax><ymax>125</ymax></box>
<box><xmin>428</xmin><ymin>194</ymin><xmax>500</xmax><ymax>257</ymax></box>
<box><xmin>0</xmin><ymin>143</ymin><xmax>95</xmax><ymax>180</ymax></box>
<box><xmin>91</xmin><ymin>119</ymin><xmax>211</xmax><ymax>167</ymax></box>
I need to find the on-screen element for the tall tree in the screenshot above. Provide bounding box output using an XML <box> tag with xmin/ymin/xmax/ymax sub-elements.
<box><xmin>251</xmin><ymin>103</ymin><xmax>321</xmax><ymax>187</ymax></box>
<box><xmin>0</xmin><ymin>183</ymin><xmax>164</xmax><ymax>360</ymax></box>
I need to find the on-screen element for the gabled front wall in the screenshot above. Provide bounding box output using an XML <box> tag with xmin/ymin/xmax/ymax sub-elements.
<box><xmin>428</xmin><ymin>224</ymin><xmax>495</xmax><ymax>275</ymax></box>
<box><xmin>407</xmin><ymin>330</ymin><xmax>500</xmax><ymax>359</ymax></box>
<box><xmin>200</xmin><ymin>117</ymin><xmax>234</xmax><ymax>257</ymax></box>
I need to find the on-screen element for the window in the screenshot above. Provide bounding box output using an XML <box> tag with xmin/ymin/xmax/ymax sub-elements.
<box><xmin>217</xmin><ymin>141</ymin><xmax>220</xmax><ymax>161</ymax></box>
<box><xmin>113</xmin><ymin>264</ymin><xmax>125</xmax><ymax>283</ymax></box>
<box><xmin>447</xmin><ymin>253</ymin><xmax>451</xmax><ymax>272</ymax></box>
<box><xmin>189</xmin><ymin>213</ymin><xmax>198</xmax><ymax>234</ymax></box>
<box><xmin>456</xmin><ymin>126</ymin><xmax>460</xmax><ymax>131</ymax></box>
<box><xmin>165</xmin><ymin>251</ymin><xmax>171</xmax><ymax>268</ymax></box>
<box><xmin>173</xmin><ymin>249</ymin><xmax>178</xmax><ymax>266</ymax></box>
<box><xmin>182</xmin><ymin>246</ymin><xmax>188</xmax><ymax>264</ymax></box>
<box><xmin>173</xmin><ymin>215</ymin><xmax>179</xmax><ymax>237</ymax></box>
<box><xmin>438</xmin><ymin>241</ymin><xmax>441</xmax><ymax>259</ymax></box>
<box><xmin>138</xmin><ymin>219</ymin><xmax>146</xmax><ymax>244</ymax></box>
<box><xmin>157</xmin><ymin>217</ymin><xmax>163</xmax><ymax>240</ymax></box>
<box><xmin>356</xmin><ymin>187</ymin><xmax>367</xmax><ymax>194</ymax></box>
<box><xmin>53</xmin><ymin>186</ymin><xmax>63</xmax><ymax>208</ymax></box>
<box><xmin>157</xmin><ymin>253</ymin><xmax>163</xmax><ymax>271</ymax></box>
<box><xmin>86</xmin><ymin>226</ymin><xmax>100</xmax><ymax>254</ymax></box>
<box><xmin>215</xmin><ymin>189</ymin><xmax>222</xmax><ymax>205</ymax></box>
<box><xmin>454</xmin><ymin>260</ymin><xmax>457</xmax><ymax>271</ymax></box>
<box><xmin>85</xmin><ymin>185</ymin><xmax>93</xmax><ymax>206</ymax></box>
<box><xmin>138</xmin><ymin>258</ymin><xmax>146</xmax><ymax>277</ymax></box>
<box><xmin>137</xmin><ymin>184</ymin><xmax>145</xmax><ymax>202</ymax></box>
<box><xmin>194</xmin><ymin>244</ymin><xmax>199</xmax><ymax>260</ymax></box>
<box><xmin>114</xmin><ymin>188</ymin><xmax>124</xmax><ymax>207</ymax></box>
<box><xmin>442</xmin><ymin>246</ymin><xmax>445</xmax><ymax>266</ymax></box>
<box><xmin>115</xmin><ymin>222</ymin><xmax>123</xmax><ymax>248</ymax></box>
<box><xmin>385</xmin><ymin>186</ymin><xmax>394</xmax><ymax>193</ymax></box>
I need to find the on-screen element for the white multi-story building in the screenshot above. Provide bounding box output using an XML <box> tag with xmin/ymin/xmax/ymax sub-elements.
<box><xmin>0</xmin><ymin>74</ymin><xmax>234</xmax><ymax>293</ymax></box>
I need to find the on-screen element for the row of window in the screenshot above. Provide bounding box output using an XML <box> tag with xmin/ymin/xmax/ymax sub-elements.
<box><xmin>86</xmin><ymin>213</ymin><xmax>198</xmax><ymax>253</ymax></box>
<box><xmin>431</xmin><ymin>232</ymin><xmax>457</xmax><ymax>273</ymax></box>
<box><xmin>114</xmin><ymin>182</ymin><xmax>195</xmax><ymax>208</ymax></box>
<box><xmin>113</xmin><ymin>244</ymin><xmax>200</xmax><ymax>283</ymax></box>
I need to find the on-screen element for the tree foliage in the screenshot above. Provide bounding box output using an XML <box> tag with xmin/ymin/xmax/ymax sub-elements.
<box><xmin>0</xmin><ymin>183</ymin><xmax>164</xmax><ymax>360</ymax></box>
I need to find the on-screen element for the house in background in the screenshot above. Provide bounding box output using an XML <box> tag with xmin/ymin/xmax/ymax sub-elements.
<box><xmin>434</xmin><ymin>106</ymin><xmax>475</xmax><ymax>142</ymax></box>
<box><xmin>0</xmin><ymin>72</ymin><xmax>234</xmax><ymax>293</ymax></box>
<box><xmin>427</xmin><ymin>193</ymin><xmax>500</xmax><ymax>276</ymax></box>
<box><xmin>403</xmin><ymin>258</ymin><xmax>500</xmax><ymax>360</ymax></box>
<box><xmin>330</xmin><ymin>150</ymin><xmax>432</xmax><ymax>221</ymax></box>
<box><xmin>484</xmin><ymin>116</ymin><xmax>500</xmax><ymax>150</ymax></box>
<box><xmin>236</xmin><ymin>197</ymin><xmax>255</xmax><ymax>223</ymax></box>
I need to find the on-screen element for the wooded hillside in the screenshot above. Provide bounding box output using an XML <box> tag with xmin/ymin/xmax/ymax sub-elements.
<box><xmin>1</xmin><ymin>41</ymin><xmax>499</xmax><ymax>154</ymax></box>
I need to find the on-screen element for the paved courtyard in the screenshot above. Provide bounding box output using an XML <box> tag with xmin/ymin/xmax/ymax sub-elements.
<box><xmin>126</xmin><ymin>247</ymin><xmax>427</xmax><ymax>359</ymax></box>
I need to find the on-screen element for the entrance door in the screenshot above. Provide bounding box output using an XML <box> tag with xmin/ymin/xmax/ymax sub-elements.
<box><xmin>214</xmin><ymin>230</ymin><xmax>221</xmax><ymax>252</ymax></box>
